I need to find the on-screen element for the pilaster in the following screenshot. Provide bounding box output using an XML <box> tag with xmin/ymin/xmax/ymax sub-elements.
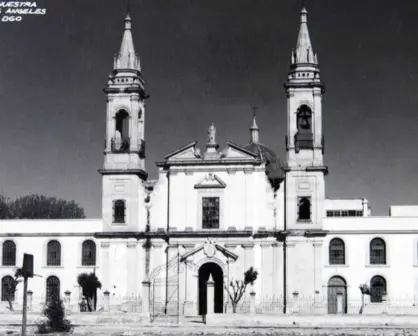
<box><xmin>126</xmin><ymin>239</ymin><xmax>138</xmax><ymax>295</ymax></box>
<box><xmin>100</xmin><ymin>240</ymin><xmax>111</xmax><ymax>292</ymax></box>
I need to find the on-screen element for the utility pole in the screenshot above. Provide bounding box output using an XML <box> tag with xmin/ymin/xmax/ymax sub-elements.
<box><xmin>21</xmin><ymin>253</ymin><xmax>34</xmax><ymax>336</ymax></box>
<box><xmin>21</xmin><ymin>276</ymin><xmax>28</xmax><ymax>336</ymax></box>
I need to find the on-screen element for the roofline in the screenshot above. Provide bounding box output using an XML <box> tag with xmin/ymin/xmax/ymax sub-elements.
<box><xmin>163</xmin><ymin>141</ymin><xmax>197</xmax><ymax>159</ymax></box>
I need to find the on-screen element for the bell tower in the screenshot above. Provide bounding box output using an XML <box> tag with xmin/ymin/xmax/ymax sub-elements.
<box><xmin>99</xmin><ymin>11</ymin><xmax>148</xmax><ymax>232</ymax></box>
<box><xmin>284</xmin><ymin>7</ymin><xmax>327</xmax><ymax>231</ymax></box>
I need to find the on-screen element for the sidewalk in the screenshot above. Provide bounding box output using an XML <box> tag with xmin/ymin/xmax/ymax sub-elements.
<box><xmin>1</xmin><ymin>312</ymin><xmax>418</xmax><ymax>328</ymax></box>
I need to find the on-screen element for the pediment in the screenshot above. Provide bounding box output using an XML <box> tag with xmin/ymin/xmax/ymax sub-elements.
<box><xmin>180</xmin><ymin>240</ymin><xmax>238</xmax><ymax>263</ymax></box>
<box><xmin>221</xmin><ymin>142</ymin><xmax>259</xmax><ymax>160</ymax></box>
<box><xmin>164</xmin><ymin>142</ymin><xmax>202</xmax><ymax>161</ymax></box>
<box><xmin>194</xmin><ymin>173</ymin><xmax>226</xmax><ymax>189</ymax></box>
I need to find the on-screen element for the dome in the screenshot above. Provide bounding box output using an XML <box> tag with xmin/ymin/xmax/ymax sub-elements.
<box><xmin>244</xmin><ymin>142</ymin><xmax>284</xmax><ymax>181</ymax></box>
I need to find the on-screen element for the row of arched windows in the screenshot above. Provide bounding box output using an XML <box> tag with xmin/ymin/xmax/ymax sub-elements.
<box><xmin>0</xmin><ymin>240</ymin><xmax>96</xmax><ymax>267</ymax></box>
<box><xmin>328</xmin><ymin>275</ymin><xmax>387</xmax><ymax>306</ymax></box>
<box><xmin>1</xmin><ymin>275</ymin><xmax>60</xmax><ymax>302</ymax></box>
<box><xmin>329</xmin><ymin>237</ymin><xmax>386</xmax><ymax>265</ymax></box>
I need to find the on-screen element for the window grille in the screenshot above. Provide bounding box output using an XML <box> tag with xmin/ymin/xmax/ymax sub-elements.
<box><xmin>202</xmin><ymin>197</ymin><xmax>220</xmax><ymax>229</ymax></box>
<box><xmin>370</xmin><ymin>275</ymin><xmax>386</xmax><ymax>303</ymax></box>
<box><xmin>46</xmin><ymin>276</ymin><xmax>60</xmax><ymax>301</ymax></box>
<box><xmin>370</xmin><ymin>238</ymin><xmax>386</xmax><ymax>265</ymax></box>
<box><xmin>1</xmin><ymin>276</ymin><xmax>14</xmax><ymax>302</ymax></box>
<box><xmin>2</xmin><ymin>240</ymin><xmax>16</xmax><ymax>266</ymax></box>
<box><xmin>82</xmin><ymin>240</ymin><xmax>96</xmax><ymax>266</ymax></box>
<box><xmin>329</xmin><ymin>238</ymin><xmax>345</xmax><ymax>265</ymax></box>
<box><xmin>47</xmin><ymin>240</ymin><xmax>61</xmax><ymax>266</ymax></box>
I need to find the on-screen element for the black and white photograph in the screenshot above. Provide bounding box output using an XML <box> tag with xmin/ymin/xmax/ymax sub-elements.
<box><xmin>0</xmin><ymin>0</ymin><xmax>418</xmax><ymax>335</ymax></box>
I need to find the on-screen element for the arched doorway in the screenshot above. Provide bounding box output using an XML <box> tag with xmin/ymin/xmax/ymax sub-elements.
<box><xmin>327</xmin><ymin>276</ymin><xmax>347</xmax><ymax>314</ymax></box>
<box><xmin>198</xmin><ymin>262</ymin><xmax>223</xmax><ymax>315</ymax></box>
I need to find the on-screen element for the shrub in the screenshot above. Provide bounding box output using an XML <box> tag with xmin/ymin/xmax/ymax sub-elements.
<box><xmin>36</xmin><ymin>294</ymin><xmax>72</xmax><ymax>334</ymax></box>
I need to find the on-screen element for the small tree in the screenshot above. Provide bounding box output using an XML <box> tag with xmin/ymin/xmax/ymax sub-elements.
<box><xmin>4</xmin><ymin>268</ymin><xmax>23</xmax><ymax>311</ymax></box>
<box><xmin>37</xmin><ymin>293</ymin><xmax>72</xmax><ymax>334</ymax></box>
<box><xmin>77</xmin><ymin>272</ymin><xmax>102</xmax><ymax>312</ymax></box>
<box><xmin>359</xmin><ymin>283</ymin><xmax>371</xmax><ymax>314</ymax></box>
<box><xmin>225</xmin><ymin>267</ymin><xmax>258</xmax><ymax>313</ymax></box>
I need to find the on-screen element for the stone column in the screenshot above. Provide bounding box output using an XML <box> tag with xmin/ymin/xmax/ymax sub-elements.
<box><xmin>27</xmin><ymin>290</ymin><xmax>33</xmax><ymax>311</ymax></box>
<box><xmin>207</xmin><ymin>275</ymin><xmax>215</xmax><ymax>315</ymax></box>
<box><xmin>101</xmin><ymin>241</ymin><xmax>111</xmax><ymax>292</ymax></box>
<box><xmin>126</xmin><ymin>240</ymin><xmax>138</xmax><ymax>296</ymax></box>
<box><xmin>292</xmin><ymin>291</ymin><xmax>299</xmax><ymax>314</ymax></box>
<box><xmin>250</xmin><ymin>291</ymin><xmax>256</xmax><ymax>314</ymax></box>
<box><xmin>103</xmin><ymin>291</ymin><xmax>110</xmax><ymax>312</ymax></box>
<box><xmin>141</xmin><ymin>281</ymin><xmax>151</xmax><ymax>321</ymax></box>
<box><xmin>382</xmin><ymin>292</ymin><xmax>389</xmax><ymax>315</ymax></box>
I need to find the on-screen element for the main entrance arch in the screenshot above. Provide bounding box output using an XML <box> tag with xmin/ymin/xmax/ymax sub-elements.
<box><xmin>198</xmin><ymin>262</ymin><xmax>224</xmax><ymax>315</ymax></box>
<box><xmin>327</xmin><ymin>276</ymin><xmax>347</xmax><ymax>314</ymax></box>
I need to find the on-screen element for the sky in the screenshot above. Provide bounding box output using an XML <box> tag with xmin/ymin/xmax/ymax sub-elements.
<box><xmin>0</xmin><ymin>0</ymin><xmax>417</xmax><ymax>217</ymax></box>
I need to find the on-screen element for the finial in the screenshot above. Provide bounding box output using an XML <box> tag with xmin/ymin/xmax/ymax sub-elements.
<box><xmin>126</xmin><ymin>0</ymin><xmax>131</xmax><ymax>15</ymax></box>
<box><xmin>300</xmin><ymin>7</ymin><xmax>308</xmax><ymax>23</ymax></box>
<box><xmin>250</xmin><ymin>107</ymin><xmax>259</xmax><ymax>143</ymax></box>
<box><xmin>252</xmin><ymin>106</ymin><xmax>258</xmax><ymax>119</ymax></box>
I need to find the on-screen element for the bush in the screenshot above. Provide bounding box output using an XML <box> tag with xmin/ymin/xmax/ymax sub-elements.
<box><xmin>36</xmin><ymin>294</ymin><xmax>72</xmax><ymax>334</ymax></box>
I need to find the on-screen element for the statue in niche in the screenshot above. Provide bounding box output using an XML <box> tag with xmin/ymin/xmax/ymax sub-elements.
<box><xmin>208</xmin><ymin>123</ymin><xmax>216</xmax><ymax>144</ymax></box>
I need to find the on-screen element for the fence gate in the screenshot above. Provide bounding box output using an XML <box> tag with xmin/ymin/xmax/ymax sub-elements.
<box><xmin>149</xmin><ymin>254</ymin><xmax>182</xmax><ymax>322</ymax></box>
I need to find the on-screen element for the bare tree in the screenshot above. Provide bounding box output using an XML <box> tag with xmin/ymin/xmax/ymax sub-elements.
<box><xmin>359</xmin><ymin>283</ymin><xmax>371</xmax><ymax>314</ymax></box>
<box><xmin>225</xmin><ymin>267</ymin><xmax>258</xmax><ymax>313</ymax></box>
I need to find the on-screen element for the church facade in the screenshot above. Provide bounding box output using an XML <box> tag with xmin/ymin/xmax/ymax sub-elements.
<box><xmin>1</xmin><ymin>8</ymin><xmax>418</xmax><ymax>316</ymax></box>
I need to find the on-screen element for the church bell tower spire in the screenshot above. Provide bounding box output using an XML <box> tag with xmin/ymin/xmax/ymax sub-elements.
<box><xmin>283</xmin><ymin>7</ymin><xmax>327</xmax><ymax>232</ymax></box>
<box><xmin>100</xmin><ymin>9</ymin><xmax>149</xmax><ymax>232</ymax></box>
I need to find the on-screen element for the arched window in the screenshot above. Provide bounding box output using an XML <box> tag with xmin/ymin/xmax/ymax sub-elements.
<box><xmin>2</xmin><ymin>240</ymin><xmax>16</xmax><ymax>266</ymax></box>
<box><xmin>46</xmin><ymin>276</ymin><xmax>60</xmax><ymax>301</ymax></box>
<box><xmin>297</xmin><ymin>197</ymin><xmax>311</xmax><ymax>221</ymax></box>
<box><xmin>113</xmin><ymin>109</ymin><xmax>130</xmax><ymax>152</ymax></box>
<box><xmin>1</xmin><ymin>276</ymin><xmax>14</xmax><ymax>302</ymax></box>
<box><xmin>329</xmin><ymin>238</ymin><xmax>345</xmax><ymax>265</ymax></box>
<box><xmin>295</xmin><ymin>105</ymin><xmax>314</xmax><ymax>151</ymax></box>
<box><xmin>370</xmin><ymin>238</ymin><xmax>386</xmax><ymax>265</ymax></box>
<box><xmin>113</xmin><ymin>200</ymin><xmax>126</xmax><ymax>224</ymax></box>
<box><xmin>82</xmin><ymin>240</ymin><xmax>96</xmax><ymax>266</ymax></box>
<box><xmin>370</xmin><ymin>275</ymin><xmax>386</xmax><ymax>303</ymax></box>
<box><xmin>47</xmin><ymin>240</ymin><xmax>61</xmax><ymax>266</ymax></box>
<box><xmin>296</xmin><ymin>105</ymin><xmax>313</xmax><ymax>132</ymax></box>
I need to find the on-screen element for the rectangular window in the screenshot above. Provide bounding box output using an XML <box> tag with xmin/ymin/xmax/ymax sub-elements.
<box><xmin>297</xmin><ymin>196</ymin><xmax>311</xmax><ymax>222</ymax></box>
<box><xmin>202</xmin><ymin>197</ymin><xmax>220</xmax><ymax>229</ymax></box>
<box><xmin>356</xmin><ymin>210</ymin><xmax>363</xmax><ymax>217</ymax></box>
<box><xmin>326</xmin><ymin>211</ymin><xmax>334</xmax><ymax>217</ymax></box>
